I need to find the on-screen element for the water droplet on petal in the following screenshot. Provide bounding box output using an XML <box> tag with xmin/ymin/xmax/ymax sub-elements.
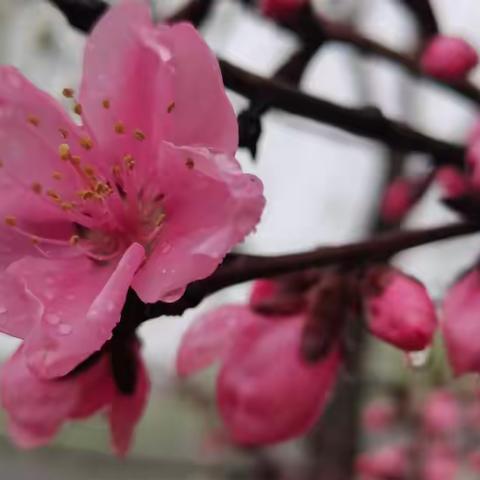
<box><xmin>0</xmin><ymin>306</ymin><xmax>7</xmax><ymax>314</ymax></box>
<box><xmin>58</xmin><ymin>323</ymin><xmax>72</xmax><ymax>335</ymax></box>
<box><xmin>406</xmin><ymin>348</ymin><xmax>431</xmax><ymax>369</ymax></box>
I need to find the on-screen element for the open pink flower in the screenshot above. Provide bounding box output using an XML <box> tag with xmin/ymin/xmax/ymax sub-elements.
<box><xmin>421</xmin><ymin>36</ymin><xmax>478</xmax><ymax>80</ymax></box>
<box><xmin>442</xmin><ymin>269</ymin><xmax>480</xmax><ymax>375</ymax></box>
<box><xmin>356</xmin><ymin>445</ymin><xmax>409</xmax><ymax>480</ymax></box>
<box><xmin>1</xmin><ymin>341</ymin><xmax>149</xmax><ymax>456</ymax></box>
<box><xmin>177</xmin><ymin>281</ymin><xmax>340</xmax><ymax>446</ymax></box>
<box><xmin>363</xmin><ymin>268</ymin><xmax>437</xmax><ymax>352</ymax></box>
<box><xmin>0</xmin><ymin>0</ymin><xmax>264</xmax><ymax>379</ymax></box>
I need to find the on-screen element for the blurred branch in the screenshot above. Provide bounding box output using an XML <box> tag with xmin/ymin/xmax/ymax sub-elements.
<box><xmin>221</xmin><ymin>59</ymin><xmax>465</xmax><ymax>165</ymax></box>
<box><xmin>397</xmin><ymin>0</ymin><xmax>439</xmax><ymax>41</ymax></box>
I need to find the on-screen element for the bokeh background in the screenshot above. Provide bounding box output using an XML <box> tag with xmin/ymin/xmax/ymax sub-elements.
<box><xmin>0</xmin><ymin>0</ymin><xmax>480</xmax><ymax>478</ymax></box>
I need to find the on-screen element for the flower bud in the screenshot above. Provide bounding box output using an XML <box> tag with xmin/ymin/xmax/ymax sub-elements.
<box><xmin>421</xmin><ymin>391</ymin><xmax>461</xmax><ymax>437</ymax></box>
<box><xmin>442</xmin><ymin>268</ymin><xmax>480</xmax><ymax>375</ymax></box>
<box><xmin>260</xmin><ymin>0</ymin><xmax>307</xmax><ymax>19</ymax></box>
<box><xmin>364</xmin><ymin>268</ymin><xmax>437</xmax><ymax>351</ymax></box>
<box><xmin>421</xmin><ymin>36</ymin><xmax>478</xmax><ymax>80</ymax></box>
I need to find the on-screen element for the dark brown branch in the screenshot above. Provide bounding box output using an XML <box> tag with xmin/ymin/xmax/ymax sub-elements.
<box><xmin>254</xmin><ymin>4</ymin><xmax>480</xmax><ymax>106</ymax></box>
<box><xmin>397</xmin><ymin>0</ymin><xmax>439</xmax><ymax>41</ymax></box>
<box><xmin>220</xmin><ymin>59</ymin><xmax>465</xmax><ymax>165</ymax></box>
<box><xmin>144</xmin><ymin>221</ymin><xmax>478</xmax><ymax>320</ymax></box>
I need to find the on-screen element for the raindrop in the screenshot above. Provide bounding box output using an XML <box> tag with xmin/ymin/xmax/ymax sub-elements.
<box><xmin>46</xmin><ymin>313</ymin><xmax>60</xmax><ymax>325</ymax></box>
<box><xmin>58</xmin><ymin>323</ymin><xmax>72</xmax><ymax>335</ymax></box>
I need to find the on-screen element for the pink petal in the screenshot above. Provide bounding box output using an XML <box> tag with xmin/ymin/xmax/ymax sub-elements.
<box><xmin>421</xmin><ymin>36</ymin><xmax>478</xmax><ymax>80</ymax></box>
<box><xmin>249</xmin><ymin>280</ymin><xmax>279</xmax><ymax>307</ymax></box>
<box><xmin>109</xmin><ymin>351</ymin><xmax>150</xmax><ymax>457</ymax></box>
<box><xmin>70</xmin><ymin>354</ymin><xmax>115</xmax><ymax>419</ymax></box>
<box><xmin>132</xmin><ymin>143</ymin><xmax>264</xmax><ymax>303</ymax></box>
<box><xmin>1</xmin><ymin>346</ymin><xmax>79</xmax><ymax>448</ymax></box>
<box><xmin>365</xmin><ymin>269</ymin><xmax>437</xmax><ymax>352</ymax></box>
<box><xmin>217</xmin><ymin>316</ymin><xmax>340</xmax><ymax>445</ymax></box>
<box><xmin>442</xmin><ymin>269</ymin><xmax>480</xmax><ymax>375</ymax></box>
<box><xmin>79</xmin><ymin>1</ymin><xmax>237</xmax><ymax>174</ymax></box>
<box><xmin>9</xmin><ymin>243</ymin><xmax>145</xmax><ymax>378</ymax></box>
<box><xmin>435</xmin><ymin>166</ymin><xmax>470</xmax><ymax>198</ymax></box>
<box><xmin>380</xmin><ymin>177</ymin><xmax>415</xmax><ymax>223</ymax></box>
<box><xmin>0</xmin><ymin>271</ymin><xmax>43</xmax><ymax>338</ymax></box>
<box><xmin>177</xmin><ymin>305</ymin><xmax>260</xmax><ymax>377</ymax></box>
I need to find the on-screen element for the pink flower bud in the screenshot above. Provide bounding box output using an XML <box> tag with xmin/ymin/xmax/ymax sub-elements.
<box><xmin>362</xmin><ymin>399</ymin><xmax>396</xmax><ymax>433</ymax></box>
<box><xmin>421</xmin><ymin>36</ymin><xmax>478</xmax><ymax>80</ymax></box>
<box><xmin>364</xmin><ymin>268</ymin><xmax>437</xmax><ymax>351</ymax></box>
<box><xmin>381</xmin><ymin>178</ymin><xmax>415</xmax><ymax>223</ymax></box>
<box><xmin>217</xmin><ymin>317</ymin><xmax>340</xmax><ymax>445</ymax></box>
<box><xmin>466</xmin><ymin>140</ymin><xmax>480</xmax><ymax>189</ymax></box>
<box><xmin>356</xmin><ymin>445</ymin><xmax>409</xmax><ymax>479</ymax></box>
<box><xmin>421</xmin><ymin>391</ymin><xmax>461</xmax><ymax>437</ymax></box>
<box><xmin>435</xmin><ymin>166</ymin><xmax>469</xmax><ymax>198</ymax></box>
<box><xmin>260</xmin><ymin>0</ymin><xmax>308</xmax><ymax>19</ymax></box>
<box><xmin>442</xmin><ymin>269</ymin><xmax>480</xmax><ymax>375</ymax></box>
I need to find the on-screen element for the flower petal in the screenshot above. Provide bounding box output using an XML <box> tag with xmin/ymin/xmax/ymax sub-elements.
<box><xmin>177</xmin><ymin>305</ymin><xmax>259</xmax><ymax>377</ymax></box>
<box><xmin>0</xmin><ymin>270</ymin><xmax>43</xmax><ymax>338</ymax></box>
<box><xmin>9</xmin><ymin>243</ymin><xmax>145</xmax><ymax>378</ymax></box>
<box><xmin>109</xmin><ymin>351</ymin><xmax>150</xmax><ymax>457</ymax></box>
<box><xmin>79</xmin><ymin>1</ymin><xmax>237</xmax><ymax>174</ymax></box>
<box><xmin>1</xmin><ymin>346</ymin><xmax>79</xmax><ymax>448</ymax></box>
<box><xmin>133</xmin><ymin>144</ymin><xmax>264</xmax><ymax>303</ymax></box>
<box><xmin>217</xmin><ymin>316</ymin><xmax>340</xmax><ymax>445</ymax></box>
<box><xmin>442</xmin><ymin>269</ymin><xmax>480</xmax><ymax>375</ymax></box>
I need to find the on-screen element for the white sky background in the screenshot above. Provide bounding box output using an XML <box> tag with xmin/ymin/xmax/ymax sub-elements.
<box><xmin>0</xmin><ymin>0</ymin><xmax>479</xmax><ymax>384</ymax></box>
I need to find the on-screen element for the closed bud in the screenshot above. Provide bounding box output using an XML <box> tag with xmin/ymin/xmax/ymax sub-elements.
<box><xmin>363</xmin><ymin>267</ymin><xmax>437</xmax><ymax>351</ymax></box>
<box><xmin>421</xmin><ymin>36</ymin><xmax>478</xmax><ymax>80</ymax></box>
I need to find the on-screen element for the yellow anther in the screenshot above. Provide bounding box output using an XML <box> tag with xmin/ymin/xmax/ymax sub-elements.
<box><xmin>62</xmin><ymin>88</ymin><xmax>75</xmax><ymax>98</ymax></box>
<box><xmin>31</xmin><ymin>182</ymin><xmax>43</xmax><ymax>194</ymax></box>
<box><xmin>52</xmin><ymin>171</ymin><xmax>63</xmax><ymax>181</ymax></box>
<box><xmin>46</xmin><ymin>189</ymin><xmax>61</xmax><ymax>202</ymax></box>
<box><xmin>58</xmin><ymin>144</ymin><xmax>71</xmax><ymax>161</ymax></box>
<box><xmin>70</xmin><ymin>155</ymin><xmax>81</xmax><ymax>166</ymax></box>
<box><xmin>83</xmin><ymin>165</ymin><xmax>96</xmax><ymax>177</ymax></box>
<box><xmin>133</xmin><ymin>129</ymin><xmax>146</xmax><ymax>141</ymax></box>
<box><xmin>27</xmin><ymin>115</ymin><xmax>40</xmax><ymax>127</ymax></box>
<box><xmin>94</xmin><ymin>182</ymin><xmax>112</xmax><ymax>197</ymax></box>
<box><xmin>102</xmin><ymin>98</ymin><xmax>110</xmax><ymax>109</ymax></box>
<box><xmin>123</xmin><ymin>154</ymin><xmax>135</xmax><ymax>170</ymax></box>
<box><xmin>77</xmin><ymin>190</ymin><xmax>95</xmax><ymax>200</ymax></box>
<box><xmin>167</xmin><ymin>101</ymin><xmax>175</xmax><ymax>113</ymax></box>
<box><xmin>185</xmin><ymin>158</ymin><xmax>195</xmax><ymax>169</ymax></box>
<box><xmin>155</xmin><ymin>212</ymin><xmax>166</xmax><ymax>226</ymax></box>
<box><xmin>4</xmin><ymin>216</ymin><xmax>16</xmax><ymax>227</ymax></box>
<box><xmin>114</xmin><ymin>122</ymin><xmax>125</xmax><ymax>134</ymax></box>
<box><xmin>112</xmin><ymin>164</ymin><xmax>122</xmax><ymax>176</ymax></box>
<box><xmin>73</xmin><ymin>103</ymin><xmax>83</xmax><ymax>115</ymax></box>
<box><xmin>58</xmin><ymin>128</ymin><xmax>69</xmax><ymax>139</ymax></box>
<box><xmin>80</xmin><ymin>136</ymin><xmax>93</xmax><ymax>150</ymax></box>
<box><xmin>61</xmin><ymin>202</ymin><xmax>74</xmax><ymax>211</ymax></box>
<box><xmin>69</xmin><ymin>235</ymin><xmax>80</xmax><ymax>245</ymax></box>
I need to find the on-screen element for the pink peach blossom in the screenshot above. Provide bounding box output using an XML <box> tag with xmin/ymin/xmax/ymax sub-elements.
<box><xmin>260</xmin><ymin>0</ymin><xmax>308</xmax><ymax>19</ymax></box>
<box><xmin>421</xmin><ymin>391</ymin><xmax>461</xmax><ymax>437</ymax></box>
<box><xmin>421</xmin><ymin>36</ymin><xmax>478</xmax><ymax>80</ymax></box>
<box><xmin>356</xmin><ymin>445</ymin><xmax>409</xmax><ymax>479</ymax></box>
<box><xmin>422</xmin><ymin>446</ymin><xmax>458</xmax><ymax>480</ymax></box>
<box><xmin>442</xmin><ymin>269</ymin><xmax>480</xmax><ymax>375</ymax></box>
<box><xmin>0</xmin><ymin>0</ymin><xmax>264</xmax><ymax>379</ymax></box>
<box><xmin>177</xmin><ymin>281</ymin><xmax>340</xmax><ymax>446</ymax></box>
<box><xmin>1</xmin><ymin>341</ymin><xmax>149</xmax><ymax>456</ymax></box>
<box><xmin>364</xmin><ymin>268</ymin><xmax>437</xmax><ymax>351</ymax></box>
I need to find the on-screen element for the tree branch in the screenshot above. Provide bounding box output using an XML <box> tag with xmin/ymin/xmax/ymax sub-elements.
<box><xmin>144</xmin><ymin>221</ymin><xmax>479</xmax><ymax>320</ymax></box>
<box><xmin>220</xmin><ymin>59</ymin><xmax>465</xmax><ymax>165</ymax></box>
<box><xmin>397</xmin><ymin>0</ymin><xmax>439</xmax><ymax>41</ymax></box>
